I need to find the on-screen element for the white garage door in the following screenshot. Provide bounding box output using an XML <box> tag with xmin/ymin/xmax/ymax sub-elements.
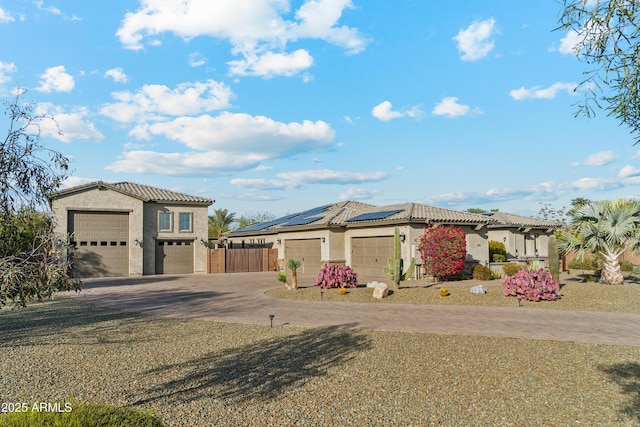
<box><xmin>351</xmin><ymin>236</ymin><xmax>394</xmax><ymax>277</ymax></box>
<box><xmin>69</xmin><ymin>211</ymin><xmax>129</xmax><ymax>277</ymax></box>
<box><xmin>284</xmin><ymin>239</ymin><xmax>321</xmax><ymax>274</ymax></box>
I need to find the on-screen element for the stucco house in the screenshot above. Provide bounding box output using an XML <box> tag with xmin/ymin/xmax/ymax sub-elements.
<box><xmin>49</xmin><ymin>181</ymin><xmax>213</xmax><ymax>277</ymax></box>
<box><xmin>224</xmin><ymin>201</ymin><xmax>493</xmax><ymax>278</ymax></box>
<box><xmin>483</xmin><ymin>212</ymin><xmax>562</xmax><ymax>261</ymax></box>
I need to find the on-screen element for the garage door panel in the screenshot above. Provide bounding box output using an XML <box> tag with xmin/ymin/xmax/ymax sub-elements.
<box><xmin>285</xmin><ymin>239</ymin><xmax>321</xmax><ymax>274</ymax></box>
<box><xmin>156</xmin><ymin>240</ymin><xmax>194</xmax><ymax>274</ymax></box>
<box><xmin>69</xmin><ymin>211</ymin><xmax>129</xmax><ymax>278</ymax></box>
<box><xmin>351</xmin><ymin>236</ymin><xmax>394</xmax><ymax>277</ymax></box>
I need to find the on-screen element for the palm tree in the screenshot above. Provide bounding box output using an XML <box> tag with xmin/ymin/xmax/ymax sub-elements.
<box><xmin>208</xmin><ymin>209</ymin><xmax>236</xmax><ymax>239</ymax></box>
<box><xmin>559</xmin><ymin>199</ymin><xmax>640</xmax><ymax>284</ymax></box>
<box><xmin>287</xmin><ymin>258</ymin><xmax>301</xmax><ymax>290</ymax></box>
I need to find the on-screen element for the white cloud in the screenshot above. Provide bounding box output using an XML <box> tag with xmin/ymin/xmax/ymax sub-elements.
<box><xmin>35</xmin><ymin>103</ymin><xmax>105</xmax><ymax>143</ymax></box>
<box><xmin>509</xmin><ymin>82</ymin><xmax>578</xmax><ymax>100</ymax></box>
<box><xmin>371</xmin><ymin>101</ymin><xmax>422</xmax><ymax>121</ymax></box>
<box><xmin>107</xmin><ymin>113</ymin><xmax>336</xmax><ymax>175</ymax></box>
<box><xmin>432</xmin><ymin>97</ymin><xmax>477</xmax><ymax>118</ymax></box>
<box><xmin>0</xmin><ymin>7</ymin><xmax>15</xmax><ymax>23</ymax></box>
<box><xmin>0</xmin><ymin>61</ymin><xmax>17</xmax><ymax>85</ymax></box>
<box><xmin>619</xmin><ymin>165</ymin><xmax>640</xmax><ymax>178</ymax></box>
<box><xmin>100</xmin><ymin>80</ymin><xmax>233</xmax><ymax>123</ymax></box>
<box><xmin>35</xmin><ymin>0</ymin><xmax>61</xmax><ymax>15</ymax></box>
<box><xmin>228</xmin><ymin>49</ymin><xmax>314</xmax><ymax>78</ymax></box>
<box><xmin>276</xmin><ymin>169</ymin><xmax>387</xmax><ymax>184</ymax></box>
<box><xmin>570</xmin><ymin>177</ymin><xmax>621</xmax><ymax>191</ymax></box>
<box><xmin>230</xmin><ymin>178</ymin><xmax>300</xmax><ymax>191</ymax></box>
<box><xmin>453</xmin><ymin>18</ymin><xmax>496</xmax><ymax>61</ymax></box>
<box><xmin>188</xmin><ymin>52</ymin><xmax>207</xmax><ymax>67</ymax></box>
<box><xmin>584</xmin><ymin>151</ymin><xmax>615</xmax><ymax>166</ymax></box>
<box><xmin>104</xmin><ymin>67</ymin><xmax>128</xmax><ymax>83</ymax></box>
<box><xmin>115</xmin><ymin>0</ymin><xmax>367</xmax><ymax>78</ymax></box>
<box><xmin>558</xmin><ymin>29</ymin><xmax>581</xmax><ymax>55</ymax></box>
<box><xmin>339</xmin><ymin>187</ymin><xmax>381</xmax><ymax>201</ymax></box>
<box><xmin>35</xmin><ymin>66</ymin><xmax>75</xmax><ymax>93</ymax></box>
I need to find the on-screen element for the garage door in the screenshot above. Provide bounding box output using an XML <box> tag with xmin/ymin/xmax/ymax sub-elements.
<box><xmin>69</xmin><ymin>211</ymin><xmax>129</xmax><ymax>277</ymax></box>
<box><xmin>284</xmin><ymin>239</ymin><xmax>321</xmax><ymax>274</ymax></box>
<box><xmin>156</xmin><ymin>240</ymin><xmax>194</xmax><ymax>274</ymax></box>
<box><xmin>351</xmin><ymin>236</ymin><xmax>394</xmax><ymax>277</ymax></box>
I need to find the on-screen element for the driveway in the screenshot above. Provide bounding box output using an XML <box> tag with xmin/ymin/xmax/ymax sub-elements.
<box><xmin>76</xmin><ymin>272</ymin><xmax>640</xmax><ymax>347</ymax></box>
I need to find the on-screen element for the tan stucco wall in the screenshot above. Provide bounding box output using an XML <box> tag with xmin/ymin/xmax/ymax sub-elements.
<box><xmin>143</xmin><ymin>203</ymin><xmax>209</xmax><ymax>274</ymax></box>
<box><xmin>50</xmin><ymin>187</ymin><xmax>145</xmax><ymax>275</ymax></box>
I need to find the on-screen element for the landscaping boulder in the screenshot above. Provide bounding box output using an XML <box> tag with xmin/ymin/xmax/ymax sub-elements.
<box><xmin>373</xmin><ymin>282</ymin><xmax>389</xmax><ymax>299</ymax></box>
<box><xmin>470</xmin><ymin>284</ymin><xmax>486</xmax><ymax>294</ymax></box>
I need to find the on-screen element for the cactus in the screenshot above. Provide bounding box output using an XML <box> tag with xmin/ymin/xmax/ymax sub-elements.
<box><xmin>548</xmin><ymin>234</ymin><xmax>560</xmax><ymax>283</ymax></box>
<box><xmin>384</xmin><ymin>227</ymin><xmax>415</xmax><ymax>289</ymax></box>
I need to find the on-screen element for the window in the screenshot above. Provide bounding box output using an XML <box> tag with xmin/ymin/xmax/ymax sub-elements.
<box><xmin>179</xmin><ymin>212</ymin><xmax>192</xmax><ymax>232</ymax></box>
<box><xmin>159</xmin><ymin>212</ymin><xmax>172</xmax><ymax>232</ymax></box>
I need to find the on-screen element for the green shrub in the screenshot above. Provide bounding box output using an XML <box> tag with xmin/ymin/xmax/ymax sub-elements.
<box><xmin>489</xmin><ymin>240</ymin><xmax>507</xmax><ymax>261</ymax></box>
<box><xmin>620</xmin><ymin>260</ymin><xmax>635</xmax><ymax>272</ymax></box>
<box><xmin>0</xmin><ymin>403</ymin><xmax>163</xmax><ymax>427</ymax></box>
<box><xmin>502</xmin><ymin>262</ymin><xmax>523</xmax><ymax>277</ymax></box>
<box><xmin>492</xmin><ymin>254</ymin><xmax>506</xmax><ymax>263</ymax></box>
<box><xmin>568</xmin><ymin>256</ymin><xmax>601</xmax><ymax>270</ymax></box>
<box><xmin>490</xmin><ymin>268</ymin><xmax>502</xmax><ymax>279</ymax></box>
<box><xmin>472</xmin><ymin>265</ymin><xmax>492</xmax><ymax>280</ymax></box>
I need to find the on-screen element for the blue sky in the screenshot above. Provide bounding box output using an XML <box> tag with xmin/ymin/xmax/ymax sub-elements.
<box><xmin>1</xmin><ymin>0</ymin><xmax>639</xmax><ymax>219</ymax></box>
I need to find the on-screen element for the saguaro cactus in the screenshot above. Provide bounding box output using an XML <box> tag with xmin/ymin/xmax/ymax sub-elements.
<box><xmin>548</xmin><ymin>234</ymin><xmax>560</xmax><ymax>283</ymax></box>
<box><xmin>384</xmin><ymin>227</ymin><xmax>415</xmax><ymax>289</ymax></box>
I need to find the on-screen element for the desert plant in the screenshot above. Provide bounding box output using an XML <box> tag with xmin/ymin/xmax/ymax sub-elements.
<box><xmin>503</xmin><ymin>268</ymin><xmax>560</xmax><ymax>302</ymax></box>
<box><xmin>559</xmin><ymin>199</ymin><xmax>640</xmax><ymax>284</ymax></box>
<box><xmin>620</xmin><ymin>260</ymin><xmax>635</xmax><ymax>272</ymax></box>
<box><xmin>417</xmin><ymin>226</ymin><xmax>466</xmax><ymax>280</ymax></box>
<box><xmin>315</xmin><ymin>263</ymin><xmax>358</xmax><ymax>289</ymax></box>
<box><xmin>568</xmin><ymin>256</ymin><xmax>601</xmax><ymax>270</ymax></box>
<box><xmin>287</xmin><ymin>259</ymin><xmax>301</xmax><ymax>290</ymax></box>
<box><xmin>489</xmin><ymin>240</ymin><xmax>507</xmax><ymax>261</ymax></box>
<box><xmin>548</xmin><ymin>234</ymin><xmax>560</xmax><ymax>283</ymax></box>
<box><xmin>490</xmin><ymin>268</ymin><xmax>502</xmax><ymax>279</ymax></box>
<box><xmin>502</xmin><ymin>262</ymin><xmax>523</xmax><ymax>277</ymax></box>
<box><xmin>472</xmin><ymin>265</ymin><xmax>492</xmax><ymax>280</ymax></box>
<box><xmin>383</xmin><ymin>227</ymin><xmax>415</xmax><ymax>289</ymax></box>
<box><xmin>492</xmin><ymin>254</ymin><xmax>506</xmax><ymax>263</ymax></box>
<box><xmin>277</xmin><ymin>271</ymin><xmax>287</xmax><ymax>288</ymax></box>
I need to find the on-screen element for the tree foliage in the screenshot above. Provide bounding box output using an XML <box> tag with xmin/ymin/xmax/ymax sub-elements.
<box><xmin>208</xmin><ymin>208</ymin><xmax>236</xmax><ymax>239</ymax></box>
<box><xmin>557</xmin><ymin>1</ymin><xmax>640</xmax><ymax>142</ymax></box>
<box><xmin>416</xmin><ymin>226</ymin><xmax>467</xmax><ymax>279</ymax></box>
<box><xmin>558</xmin><ymin>198</ymin><xmax>640</xmax><ymax>284</ymax></box>
<box><xmin>0</xmin><ymin>91</ymin><xmax>79</xmax><ymax>307</ymax></box>
<box><xmin>236</xmin><ymin>211</ymin><xmax>276</xmax><ymax>229</ymax></box>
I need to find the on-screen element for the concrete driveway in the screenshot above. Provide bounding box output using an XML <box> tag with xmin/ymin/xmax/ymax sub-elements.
<box><xmin>76</xmin><ymin>272</ymin><xmax>640</xmax><ymax>346</ymax></box>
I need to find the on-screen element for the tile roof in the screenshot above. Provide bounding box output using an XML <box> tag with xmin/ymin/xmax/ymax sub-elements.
<box><xmin>484</xmin><ymin>212</ymin><xmax>562</xmax><ymax>229</ymax></box>
<box><xmin>50</xmin><ymin>181</ymin><xmax>213</xmax><ymax>205</ymax></box>
<box><xmin>228</xmin><ymin>201</ymin><xmax>491</xmax><ymax>236</ymax></box>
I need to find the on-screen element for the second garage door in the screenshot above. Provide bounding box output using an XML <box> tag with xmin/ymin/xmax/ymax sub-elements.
<box><xmin>156</xmin><ymin>240</ymin><xmax>194</xmax><ymax>274</ymax></box>
<box><xmin>351</xmin><ymin>236</ymin><xmax>394</xmax><ymax>277</ymax></box>
<box><xmin>284</xmin><ymin>239</ymin><xmax>321</xmax><ymax>274</ymax></box>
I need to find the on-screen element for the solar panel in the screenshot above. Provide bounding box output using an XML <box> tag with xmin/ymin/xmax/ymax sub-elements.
<box><xmin>235</xmin><ymin>214</ymin><xmax>298</xmax><ymax>232</ymax></box>
<box><xmin>298</xmin><ymin>204</ymin><xmax>331</xmax><ymax>217</ymax></box>
<box><xmin>346</xmin><ymin>209</ymin><xmax>403</xmax><ymax>222</ymax></box>
<box><xmin>283</xmin><ymin>216</ymin><xmax>323</xmax><ymax>226</ymax></box>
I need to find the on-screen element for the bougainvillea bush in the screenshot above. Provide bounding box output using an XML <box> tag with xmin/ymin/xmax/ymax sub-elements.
<box><xmin>416</xmin><ymin>226</ymin><xmax>467</xmax><ymax>279</ymax></box>
<box><xmin>315</xmin><ymin>264</ymin><xmax>358</xmax><ymax>289</ymax></box>
<box><xmin>502</xmin><ymin>268</ymin><xmax>560</xmax><ymax>302</ymax></box>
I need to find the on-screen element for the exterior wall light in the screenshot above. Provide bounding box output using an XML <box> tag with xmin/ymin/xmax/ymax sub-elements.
<box><xmin>400</xmin><ymin>233</ymin><xmax>406</xmax><ymax>243</ymax></box>
<box><xmin>134</xmin><ymin>238</ymin><xmax>143</xmax><ymax>247</ymax></box>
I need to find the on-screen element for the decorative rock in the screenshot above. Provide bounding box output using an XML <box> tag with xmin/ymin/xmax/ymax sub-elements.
<box><xmin>470</xmin><ymin>285</ymin><xmax>486</xmax><ymax>294</ymax></box>
<box><xmin>372</xmin><ymin>282</ymin><xmax>389</xmax><ymax>299</ymax></box>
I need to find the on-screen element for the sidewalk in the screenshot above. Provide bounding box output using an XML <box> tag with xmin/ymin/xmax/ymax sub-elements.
<box><xmin>77</xmin><ymin>272</ymin><xmax>640</xmax><ymax>346</ymax></box>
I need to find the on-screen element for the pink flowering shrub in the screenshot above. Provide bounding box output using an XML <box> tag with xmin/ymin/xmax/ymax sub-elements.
<box><xmin>503</xmin><ymin>268</ymin><xmax>560</xmax><ymax>302</ymax></box>
<box><xmin>416</xmin><ymin>226</ymin><xmax>467</xmax><ymax>279</ymax></box>
<box><xmin>315</xmin><ymin>264</ymin><xmax>358</xmax><ymax>289</ymax></box>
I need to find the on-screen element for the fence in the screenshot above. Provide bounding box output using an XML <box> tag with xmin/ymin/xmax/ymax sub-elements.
<box><xmin>208</xmin><ymin>248</ymin><xmax>278</xmax><ymax>273</ymax></box>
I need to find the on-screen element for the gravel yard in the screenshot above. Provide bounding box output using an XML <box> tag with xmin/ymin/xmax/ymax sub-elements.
<box><xmin>1</xmin><ymin>294</ymin><xmax>639</xmax><ymax>426</ymax></box>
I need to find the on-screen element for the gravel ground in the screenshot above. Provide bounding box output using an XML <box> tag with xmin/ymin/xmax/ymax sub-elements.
<box><xmin>1</xmin><ymin>296</ymin><xmax>639</xmax><ymax>426</ymax></box>
<box><xmin>267</xmin><ymin>279</ymin><xmax>640</xmax><ymax>314</ymax></box>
